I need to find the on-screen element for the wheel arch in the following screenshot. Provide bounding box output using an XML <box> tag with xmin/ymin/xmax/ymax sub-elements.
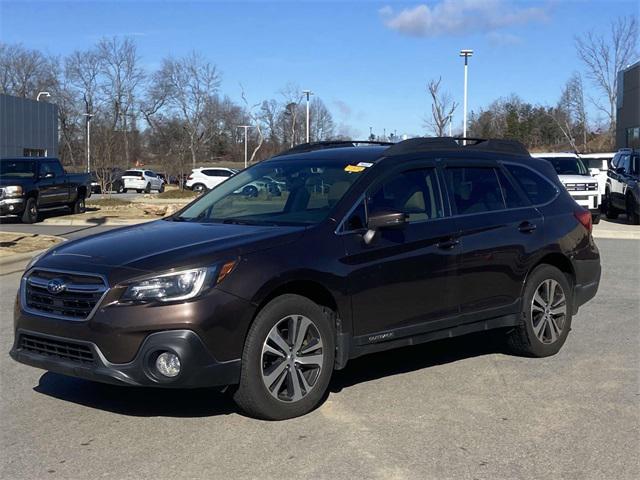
<box><xmin>525</xmin><ymin>253</ymin><xmax>576</xmax><ymax>292</ymax></box>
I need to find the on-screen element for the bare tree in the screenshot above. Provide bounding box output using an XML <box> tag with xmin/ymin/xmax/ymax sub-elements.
<box><xmin>150</xmin><ymin>52</ymin><xmax>221</xmax><ymax>168</ymax></box>
<box><xmin>279</xmin><ymin>83</ymin><xmax>304</xmax><ymax>147</ymax></box>
<box><xmin>559</xmin><ymin>73</ymin><xmax>589</xmax><ymax>151</ymax></box>
<box><xmin>575</xmin><ymin>17</ymin><xmax>638</xmax><ymax>135</ymax></box>
<box><xmin>239</xmin><ymin>84</ymin><xmax>265</xmax><ymax>164</ymax></box>
<box><xmin>0</xmin><ymin>43</ymin><xmax>57</xmax><ymax>98</ymax></box>
<box><xmin>310</xmin><ymin>97</ymin><xmax>335</xmax><ymax>141</ymax></box>
<box><xmin>424</xmin><ymin>77</ymin><xmax>458</xmax><ymax>137</ymax></box>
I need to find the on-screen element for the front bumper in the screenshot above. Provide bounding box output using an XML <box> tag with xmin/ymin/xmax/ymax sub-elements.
<box><xmin>0</xmin><ymin>198</ymin><xmax>25</xmax><ymax>216</ymax></box>
<box><xmin>10</xmin><ymin>329</ymin><xmax>240</xmax><ymax>388</ymax></box>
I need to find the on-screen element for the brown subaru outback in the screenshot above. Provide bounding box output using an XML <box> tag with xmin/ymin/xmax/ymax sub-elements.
<box><xmin>11</xmin><ymin>138</ymin><xmax>601</xmax><ymax>419</ymax></box>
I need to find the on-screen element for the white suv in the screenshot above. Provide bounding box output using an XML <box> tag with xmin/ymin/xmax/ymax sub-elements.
<box><xmin>186</xmin><ymin>168</ymin><xmax>237</xmax><ymax>192</ymax></box>
<box><xmin>580</xmin><ymin>153</ymin><xmax>615</xmax><ymax>201</ymax></box>
<box><xmin>532</xmin><ymin>153</ymin><xmax>600</xmax><ymax>223</ymax></box>
<box><xmin>122</xmin><ymin>169</ymin><xmax>165</xmax><ymax>193</ymax></box>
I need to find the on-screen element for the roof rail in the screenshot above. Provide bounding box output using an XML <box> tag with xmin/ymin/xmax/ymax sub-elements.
<box><xmin>384</xmin><ymin>137</ymin><xmax>530</xmax><ymax>157</ymax></box>
<box><xmin>274</xmin><ymin>140</ymin><xmax>394</xmax><ymax>157</ymax></box>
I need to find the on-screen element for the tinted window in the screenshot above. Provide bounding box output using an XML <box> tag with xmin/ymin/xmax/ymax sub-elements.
<box><xmin>123</xmin><ymin>170</ymin><xmax>143</xmax><ymax>177</ymax></box>
<box><xmin>0</xmin><ymin>159</ymin><xmax>36</xmax><ymax>178</ymax></box>
<box><xmin>631</xmin><ymin>156</ymin><xmax>639</xmax><ymax>175</ymax></box>
<box><xmin>145</xmin><ymin>171</ymin><xmax>155</xmax><ymax>177</ymax></box>
<box><xmin>345</xmin><ymin>200</ymin><xmax>366</xmax><ymax>231</ymax></box>
<box><xmin>504</xmin><ymin>164</ymin><xmax>558</xmax><ymax>205</ymax></box>
<box><xmin>368</xmin><ymin>168</ymin><xmax>444</xmax><ymax>223</ymax></box>
<box><xmin>496</xmin><ymin>168</ymin><xmax>528</xmax><ymax>208</ymax></box>
<box><xmin>40</xmin><ymin>161</ymin><xmax>63</xmax><ymax>178</ymax></box>
<box><xmin>445</xmin><ymin>167</ymin><xmax>504</xmax><ymax>214</ymax></box>
<box><xmin>618</xmin><ymin>155</ymin><xmax>630</xmax><ymax>173</ymax></box>
<box><xmin>543</xmin><ymin>157</ymin><xmax>589</xmax><ymax>176</ymax></box>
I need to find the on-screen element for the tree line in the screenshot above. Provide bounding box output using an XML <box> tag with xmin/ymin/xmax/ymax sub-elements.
<box><xmin>0</xmin><ymin>38</ymin><xmax>340</xmax><ymax>179</ymax></box>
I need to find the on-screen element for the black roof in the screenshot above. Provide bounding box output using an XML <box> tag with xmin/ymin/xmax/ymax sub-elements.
<box><xmin>268</xmin><ymin>137</ymin><xmax>531</xmax><ymax>163</ymax></box>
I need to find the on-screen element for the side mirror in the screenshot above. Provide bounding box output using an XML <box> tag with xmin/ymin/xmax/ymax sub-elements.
<box><xmin>43</xmin><ymin>172</ymin><xmax>55</xmax><ymax>179</ymax></box>
<box><xmin>616</xmin><ymin>167</ymin><xmax>626</xmax><ymax>174</ymax></box>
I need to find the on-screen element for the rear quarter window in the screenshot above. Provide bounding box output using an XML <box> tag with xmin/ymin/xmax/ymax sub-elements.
<box><xmin>504</xmin><ymin>164</ymin><xmax>558</xmax><ymax>205</ymax></box>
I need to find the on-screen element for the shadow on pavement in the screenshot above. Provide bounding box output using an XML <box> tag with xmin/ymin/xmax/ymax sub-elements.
<box><xmin>33</xmin><ymin>331</ymin><xmax>507</xmax><ymax>418</ymax></box>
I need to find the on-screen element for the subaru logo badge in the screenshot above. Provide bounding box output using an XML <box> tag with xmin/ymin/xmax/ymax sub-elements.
<box><xmin>47</xmin><ymin>278</ymin><xmax>66</xmax><ymax>295</ymax></box>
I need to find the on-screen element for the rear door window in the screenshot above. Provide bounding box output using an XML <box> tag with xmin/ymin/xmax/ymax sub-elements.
<box><xmin>504</xmin><ymin>164</ymin><xmax>558</xmax><ymax>205</ymax></box>
<box><xmin>496</xmin><ymin>168</ymin><xmax>529</xmax><ymax>208</ymax></box>
<box><xmin>445</xmin><ymin>167</ymin><xmax>505</xmax><ymax>214</ymax></box>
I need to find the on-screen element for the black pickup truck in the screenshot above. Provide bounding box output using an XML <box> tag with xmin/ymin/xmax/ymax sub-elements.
<box><xmin>0</xmin><ymin>157</ymin><xmax>91</xmax><ymax>223</ymax></box>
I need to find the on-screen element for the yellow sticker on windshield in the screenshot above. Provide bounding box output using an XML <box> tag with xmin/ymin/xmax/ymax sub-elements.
<box><xmin>344</xmin><ymin>165</ymin><xmax>365</xmax><ymax>173</ymax></box>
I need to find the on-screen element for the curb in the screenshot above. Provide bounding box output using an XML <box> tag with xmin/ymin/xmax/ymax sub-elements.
<box><xmin>592</xmin><ymin>231</ymin><xmax>640</xmax><ymax>240</ymax></box>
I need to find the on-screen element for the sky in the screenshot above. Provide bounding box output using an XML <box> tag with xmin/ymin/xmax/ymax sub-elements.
<box><xmin>1</xmin><ymin>0</ymin><xmax>638</xmax><ymax>139</ymax></box>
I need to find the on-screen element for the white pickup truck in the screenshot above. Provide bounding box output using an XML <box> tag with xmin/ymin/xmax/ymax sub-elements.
<box><xmin>532</xmin><ymin>153</ymin><xmax>601</xmax><ymax>224</ymax></box>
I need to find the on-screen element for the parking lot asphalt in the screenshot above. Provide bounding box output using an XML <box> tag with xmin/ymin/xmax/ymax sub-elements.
<box><xmin>0</xmin><ymin>238</ymin><xmax>638</xmax><ymax>480</ymax></box>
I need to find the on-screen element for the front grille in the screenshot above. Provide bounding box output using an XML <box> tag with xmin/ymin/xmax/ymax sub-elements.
<box><xmin>23</xmin><ymin>270</ymin><xmax>107</xmax><ymax>320</ymax></box>
<box><xmin>20</xmin><ymin>334</ymin><xmax>95</xmax><ymax>364</ymax></box>
<box><xmin>565</xmin><ymin>183</ymin><xmax>598</xmax><ymax>191</ymax></box>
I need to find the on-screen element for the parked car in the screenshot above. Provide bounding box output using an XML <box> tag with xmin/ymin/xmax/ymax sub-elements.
<box><xmin>10</xmin><ymin>138</ymin><xmax>601</xmax><ymax>420</ymax></box>
<box><xmin>186</xmin><ymin>167</ymin><xmax>237</xmax><ymax>192</ymax></box>
<box><xmin>91</xmin><ymin>168</ymin><xmax>125</xmax><ymax>194</ymax></box>
<box><xmin>239</xmin><ymin>175</ymin><xmax>287</xmax><ymax>197</ymax></box>
<box><xmin>602</xmin><ymin>148</ymin><xmax>639</xmax><ymax>224</ymax></box>
<box><xmin>532</xmin><ymin>153</ymin><xmax>601</xmax><ymax>223</ymax></box>
<box><xmin>121</xmin><ymin>169</ymin><xmax>164</xmax><ymax>193</ymax></box>
<box><xmin>580</xmin><ymin>153</ymin><xmax>615</xmax><ymax>202</ymax></box>
<box><xmin>0</xmin><ymin>157</ymin><xmax>91</xmax><ymax>223</ymax></box>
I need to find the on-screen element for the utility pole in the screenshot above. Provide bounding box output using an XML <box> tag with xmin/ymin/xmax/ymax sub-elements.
<box><xmin>237</xmin><ymin>125</ymin><xmax>252</xmax><ymax>169</ymax></box>
<box><xmin>459</xmin><ymin>49</ymin><xmax>473</xmax><ymax>145</ymax></box>
<box><xmin>302</xmin><ymin>90</ymin><xmax>313</xmax><ymax>143</ymax></box>
<box><xmin>83</xmin><ymin>113</ymin><xmax>94</xmax><ymax>173</ymax></box>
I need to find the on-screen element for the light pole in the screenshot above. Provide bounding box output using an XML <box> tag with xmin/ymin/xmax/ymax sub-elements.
<box><xmin>302</xmin><ymin>90</ymin><xmax>313</xmax><ymax>143</ymax></box>
<box><xmin>36</xmin><ymin>91</ymin><xmax>51</xmax><ymax>102</ymax></box>
<box><xmin>83</xmin><ymin>113</ymin><xmax>94</xmax><ymax>173</ymax></box>
<box><xmin>237</xmin><ymin>125</ymin><xmax>252</xmax><ymax>168</ymax></box>
<box><xmin>459</xmin><ymin>49</ymin><xmax>473</xmax><ymax>145</ymax></box>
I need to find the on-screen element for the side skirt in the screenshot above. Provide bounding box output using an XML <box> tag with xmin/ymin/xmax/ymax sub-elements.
<box><xmin>349</xmin><ymin>313</ymin><xmax>520</xmax><ymax>360</ymax></box>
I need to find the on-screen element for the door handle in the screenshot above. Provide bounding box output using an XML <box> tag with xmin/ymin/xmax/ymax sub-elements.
<box><xmin>437</xmin><ymin>238</ymin><xmax>460</xmax><ymax>250</ymax></box>
<box><xmin>518</xmin><ymin>221</ymin><xmax>537</xmax><ymax>233</ymax></box>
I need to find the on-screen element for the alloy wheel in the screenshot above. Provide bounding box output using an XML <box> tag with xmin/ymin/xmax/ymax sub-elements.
<box><xmin>261</xmin><ymin>315</ymin><xmax>324</xmax><ymax>403</ymax></box>
<box><xmin>531</xmin><ymin>279</ymin><xmax>567</xmax><ymax>344</ymax></box>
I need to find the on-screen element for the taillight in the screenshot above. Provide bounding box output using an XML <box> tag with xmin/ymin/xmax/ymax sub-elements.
<box><xmin>574</xmin><ymin>208</ymin><xmax>592</xmax><ymax>233</ymax></box>
<box><xmin>187</xmin><ymin>175</ymin><xmax>193</xmax><ymax>180</ymax></box>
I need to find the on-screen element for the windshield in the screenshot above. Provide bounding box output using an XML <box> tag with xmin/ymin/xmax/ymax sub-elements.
<box><xmin>175</xmin><ymin>159</ymin><xmax>365</xmax><ymax>226</ymax></box>
<box><xmin>0</xmin><ymin>159</ymin><xmax>36</xmax><ymax>179</ymax></box>
<box><xmin>543</xmin><ymin>157</ymin><xmax>589</xmax><ymax>176</ymax></box>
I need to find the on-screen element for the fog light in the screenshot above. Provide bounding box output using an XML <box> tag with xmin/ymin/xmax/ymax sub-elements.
<box><xmin>155</xmin><ymin>352</ymin><xmax>181</xmax><ymax>377</ymax></box>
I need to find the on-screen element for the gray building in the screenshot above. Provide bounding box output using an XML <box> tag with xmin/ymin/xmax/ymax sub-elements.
<box><xmin>616</xmin><ymin>61</ymin><xmax>639</xmax><ymax>149</ymax></box>
<box><xmin>0</xmin><ymin>93</ymin><xmax>58</xmax><ymax>158</ymax></box>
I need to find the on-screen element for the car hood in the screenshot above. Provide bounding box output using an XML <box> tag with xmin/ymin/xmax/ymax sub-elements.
<box><xmin>557</xmin><ymin>174</ymin><xmax>598</xmax><ymax>184</ymax></box>
<box><xmin>37</xmin><ymin>219</ymin><xmax>306</xmax><ymax>283</ymax></box>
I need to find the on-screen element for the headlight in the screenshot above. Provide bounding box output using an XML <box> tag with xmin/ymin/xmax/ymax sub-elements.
<box><xmin>3</xmin><ymin>186</ymin><xmax>23</xmax><ymax>198</ymax></box>
<box><xmin>120</xmin><ymin>262</ymin><xmax>236</xmax><ymax>303</ymax></box>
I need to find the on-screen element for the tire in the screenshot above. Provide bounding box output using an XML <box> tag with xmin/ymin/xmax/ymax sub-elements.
<box><xmin>122</xmin><ymin>188</ymin><xmax>128</xmax><ymax>193</ymax></box>
<box><xmin>159</xmin><ymin>183</ymin><xmax>165</xmax><ymax>193</ymax></box>
<box><xmin>71</xmin><ymin>196</ymin><xmax>86</xmax><ymax>214</ymax></box>
<box><xmin>233</xmin><ymin>294</ymin><xmax>335</xmax><ymax>420</ymax></box>
<box><xmin>192</xmin><ymin>183</ymin><xmax>206</xmax><ymax>194</ymax></box>
<box><xmin>627</xmin><ymin>195</ymin><xmax>640</xmax><ymax>225</ymax></box>
<box><xmin>116</xmin><ymin>183</ymin><xmax>124</xmax><ymax>194</ymax></box>
<box><xmin>136</xmin><ymin>189</ymin><xmax>142</xmax><ymax>194</ymax></box>
<box><xmin>603</xmin><ymin>190</ymin><xmax>619</xmax><ymax>219</ymax></box>
<box><xmin>144</xmin><ymin>183</ymin><xmax>151</xmax><ymax>194</ymax></box>
<box><xmin>21</xmin><ymin>197</ymin><xmax>39</xmax><ymax>224</ymax></box>
<box><xmin>506</xmin><ymin>264</ymin><xmax>573</xmax><ymax>358</ymax></box>
<box><xmin>591</xmin><ymin>213</ymin><xmax>600</xmax><ymax>225</ymax></box>
<box><xmin>242</xmin><ymin>185</ymin><xmax>259</xmax><ymax>198</ymax></box>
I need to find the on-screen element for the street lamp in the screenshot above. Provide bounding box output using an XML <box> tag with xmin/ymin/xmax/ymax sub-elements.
<box><xmin>302</xmin><ymin>90</ymin><xmax>313</xmax><ymax>143</ymax></box>
<box><xmin>459</xmin><ymin>49</ymin><xmax>473</xmax><ymax>145</ymax></box>
<box><xmin>83</xmin><ymin>113</ymin><xmax>94</xmax><ymax>173</ymax></box>
<box><xmin>236</xmin><ymin>125</ymin><xmax>253</xmax><ymax>169</ymax></box>
<box><xmin>36</xmin><ymin>91</ymin><xmax>51</xmax><ymax>102</ymax></box>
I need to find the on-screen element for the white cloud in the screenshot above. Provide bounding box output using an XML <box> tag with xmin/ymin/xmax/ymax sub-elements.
<box><xmin>379</xmin><ymin>0</ymin><xmax>549</xmax><ymax>37</ymax></box>
<box><xmin>486</xmin><ymin>31</ymin><xmax>522</xmax><ymax>46</ymax></box>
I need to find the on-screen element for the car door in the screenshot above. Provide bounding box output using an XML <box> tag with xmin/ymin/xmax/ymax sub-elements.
<box><xmin>610</xmin><ymin>154</ymin><xmax>629</xmax><ymax>209</ymax></box>
<box><xmin>342</xmin><ymin>164</ymin><xmax>461</xmax><ymax>340</ymax></box>
<box><xmin>37</xmin><ymin>161</ymin><xmax>67</xmax><ymax>206</ymax></box>
<box><xmin>443</xmin><ymin>161</ymin><xmax>544</xmax><ymax>320</ymax></box>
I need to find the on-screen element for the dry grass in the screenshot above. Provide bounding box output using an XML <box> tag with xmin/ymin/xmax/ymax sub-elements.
<box><xmin>157</xmin><ymin>189</ymin><xmax>198</xmax><ymax>199</ymax></box>
<box><xmin>0</xmin><ymin>232</ymin><xmax>64</xmax><ymax>257</ymax></box>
